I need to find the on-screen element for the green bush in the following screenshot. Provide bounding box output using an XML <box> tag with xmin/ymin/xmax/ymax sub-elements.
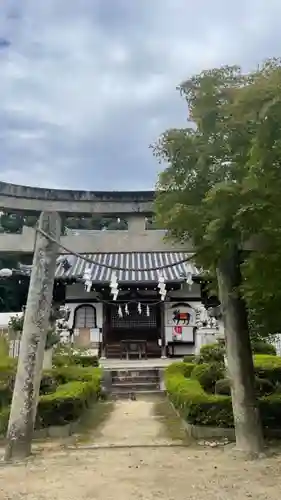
<box><xmin>53</xmin><ymin>353</ymin><xmax>99</xmax><ymax>368</ymax></box>
<box><xmin>0</xmin><ymin>406</ymin><xmax>10</xmax><ymax>435</ymax></box>
<box><xmin>215</xmin><ymin>378</ymin><xmax>231</xmax><ymax>396</ymax></box>
<box><xmin>50</xmin><ymin>366</ymin><xmax>101</xmax><ymax>385</ymax></box>
<box><xmin>166</xmin><ymin>368</ymin><xmax>281</xmax><ymax>430</ymax></box>
<box><xmin>0</xmin><ymin>381</ymin><xmax>11</xmax><ymax>408</ymax></box>
<box><xmin>37</xmin><ymin>367</ymin><xmax>101</xmax><ymax>428</ymax></box>
<box><xmin>259</xmin><ymin>394</ymin><xmax>281</xmax><ymax>430</ymax></box>
<box><xmin>251</xmin><ymin>340</ymin><xmax>276</xmax><ymax>356</ymax></box>
<box><xmin>197</xmin><ymin>343</ymin><xmax>225</xmax><ymax>364</ymax></box>
<box><xmin>255</xmin><ymin>377</ymin><xmax>274</xmax><ymax>397</ymax></box>
<box><xmin>0</xmin><ymin>364</ymin><xmax>101</xmax><ymax>433</ymax></box>
<box><xmin>191</xmin><ymin>362</ymin><xmax>224</xmax><ymax>393</ymax></box>
<box><xmin>36</xmin><ymin>380</ymin><xmax>96</xmax><ymax>428</ymax></box>
<box><xmin>215</xmin><ymin>376</ymin><xmax>274</xmax><ymax>397</ymax></box>
<box><xmin>165</xmin><ymin>372</ymin><xmax>233</xmax><ymax>427</ymax></box>
<box><xmin>40</xmin><ymin>374</ymin><xmax>58</xmax><ymax>395</ymax></box>
<box><xmin>182</xmin><ymin>355</ymin><xmax>196</xmax><ymax>364</ymax></box>
<box><xmin>0</xmin><ymin>359</ymin><xmax>17</xmax><ymax>408</ymax></box>
<box><xmin>165</xmin><ymin>362</ymin><xmax>194</xmax><ymax>378</ymax></box>
<box><xmin>0</xmin><ymin>367</ymin><xmax>102</xmax><ymax>434</ymax></box>
<box><xmin>254</xmin><ymin>355</ymin><xmax>281</xmax><ymax>385</ymax></box>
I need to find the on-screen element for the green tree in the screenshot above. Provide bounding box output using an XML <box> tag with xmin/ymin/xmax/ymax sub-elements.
<box><xmin>230</xmin><ymin>61</ymin><xmax>281</xmax><ymax>337</ymax></box>
<box><xmin>0</xmin><ymin>212</ymin><xmax>24</xmax><ymax>233</ymax></box>
<box><xmin>152</xmin><ymin>62</ymin><xmax>280</xmax><ymax>455</ymax></box>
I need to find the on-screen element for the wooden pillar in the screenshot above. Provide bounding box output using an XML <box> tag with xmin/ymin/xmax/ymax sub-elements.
<box><xmin>160</xmin><ymin>302</ymin><xmax>166</xmax><ymax>358</ymax></box>
<box><xmin>100</xmin><ymin>303</ymin><xmax>107</xmax><ymax>359</ymax></box>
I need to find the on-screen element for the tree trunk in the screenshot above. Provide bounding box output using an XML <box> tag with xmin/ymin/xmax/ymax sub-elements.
<box><xmin>216</xmin><ymin>244</ymin><xmax>264</xmax><ymax>457</ymax></box>
<box><xmin>4</xmin><ymin>212</ymin><xmax>61</xmax><ymax>461</ymax></box>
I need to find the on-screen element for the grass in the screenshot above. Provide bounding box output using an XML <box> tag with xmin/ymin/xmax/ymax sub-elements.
<box><xmin>28</xmin><ymin>400</ymin><xmax>116</xmax><ymax>452</ymax></box>
<box><xmin>71</xmin><ymin>400</ymin><xmax>115</xmax><ymax>444</ymax></box>
<box><xmin>153</xmin><ymin>398</ymin><xmax>193</xmax><ymax>444</ymax></box>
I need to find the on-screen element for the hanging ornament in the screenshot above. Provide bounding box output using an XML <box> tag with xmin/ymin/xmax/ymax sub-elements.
<box><xmin>211</xmin><ymin>317</ymin><xmax>217</xmax><ymax>329</ymax></box>
<box><xmin>184</xmin><ymin>264</ymin><xmax>194</xmax><ymax>289</ymax></box>
<box><xmin>110</xmin><ymin>272</ymin><xmax>119</xmax><ymax>301</ymax></box>
<box><xmin>83</xmin><ymin>266</ymin><xmax>93</xmax><ymax>292</ymax></box>
<box><xmin>118</xmin><ymin>305</ymin><xmax>123</xmax><ymax>318</ymax></box>
<box><xmin>125</xmin><ymin>303</ymin><xmax>129</xmax><ymax>315</ymax></box>
<box><xmin>146</xmin><ymin>305</ymin><xmax>150</xmax><ymax>317</ymax></box>
<box><xmin>137</xmin><ymin>302</ymin><xmax>142</xmax><ymax>314</ymax></box>
<box><xmin>157</xmin><ymin>274</ymin><xmax>166</xmax><ymax>301</ymax></box>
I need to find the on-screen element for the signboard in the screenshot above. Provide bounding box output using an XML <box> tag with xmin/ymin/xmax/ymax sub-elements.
<box><xmin>172</xmin><ymin>325</ymin><xmax>182</xmax><ymax>340</ymax></box>
<box><xmin>166</xmin><ymin>303</ymin><xmax>195</xmax><ymax>343</ymax></box>
<box><xmin>90</xmin><ymin>328</ymin><xmax>100</xmax><ymax>343</ymax></box>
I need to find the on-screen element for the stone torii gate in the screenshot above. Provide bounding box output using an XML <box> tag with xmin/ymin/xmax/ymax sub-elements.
<box><xmin>0</xmin><ymin>182</ymin><xmax>262</xmax><ymax>460</ymax></box>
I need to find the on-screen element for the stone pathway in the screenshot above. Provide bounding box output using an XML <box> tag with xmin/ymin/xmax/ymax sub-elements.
<box><xmin>88</xmin><ymin>398</ymin><xmax>182</xmax><ymax>447</ymax></box>
<box><xmin>1</xmin><ymin>398</ymin><xmax>281</xmax><ymax>499</ymax></box>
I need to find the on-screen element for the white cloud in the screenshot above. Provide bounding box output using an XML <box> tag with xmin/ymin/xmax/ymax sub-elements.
<box><xmin>0</xmin><ymin>0</ymin><xmax>281</xmax><ymax>189</ymax></box>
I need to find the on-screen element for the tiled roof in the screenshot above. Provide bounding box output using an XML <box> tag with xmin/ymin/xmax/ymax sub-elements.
<box><xmin>55</xmin><ymin>252</ymin><xmax>199</xmax><ymax>283</ymax></box>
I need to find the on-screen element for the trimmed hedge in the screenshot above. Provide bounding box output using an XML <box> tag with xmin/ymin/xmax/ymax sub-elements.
<box><xmin>197</xmin><ymin>343</ymin><xmax>225</xmax><ymax>364</ymax></box>
<box><xmin>191</xmin><ymin>362</ymin><xmax>224</xmax><ymax>393</ymax></box>
<box><xmin>165</xmin><ymin>361</ymin><xmax>194</xmax><ymax>378</ymax></box>
<box><xmin>0</xmin><ymin>359</ymin><xmax>17</xmax><ymax>409</ymax></box>
<box><xmin>165</xmin><ymin>371</ymin><xmax>233</xmax><ymax>428</ymax></box>
<box><xmin>165</xmin><ymin>360</ymin><xmax>281</xmax><ymax>430</ymax></box>
<box><xmin>182</xmin><ymin>355</ymin><xmax>196</xmax><ymax>364</ymax></box>
<box><xmin>36</xmin><ymin>379</ymin><xmax>98</xmax><ymax>428</ymax></box>
<box><xmin>0</xmin><ymin>366</ymin><xmax>102</xmax><ymax>435</ymax></box>
<box><xmin>215</xmin><ymin>376</ymin><xmax>274</xmax><ymax>397</ymax></box>
<box><xmin>251</xmin><ymin>340</ymin><xmax>277</xmax><ymax>356</ymax></box>
<box><xmin>50</xmin><ymin>366</ymin><xmax>101</xmax><ymax>384</ymax></box>
<box><xmin>254</xmin><ymin>355</ymin><xmax>281</xmax><ymax>386</ymax></box>
<box><xmin>53</xmin><ymin>354</ymin><xmax>99</xmax><ymax>368</ymax></box>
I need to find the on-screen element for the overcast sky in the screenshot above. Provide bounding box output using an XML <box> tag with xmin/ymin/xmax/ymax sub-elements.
<box><xmin>0</xmin><ymin>1</ymin><xmax>280</xmax><ymax>191</ymax></box>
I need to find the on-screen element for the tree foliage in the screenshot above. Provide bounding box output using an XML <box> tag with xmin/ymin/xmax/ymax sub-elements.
<box><xmin>152</xmin><ymin>58</ymin><xmax>281</xmax><ymax>336</ymax></box>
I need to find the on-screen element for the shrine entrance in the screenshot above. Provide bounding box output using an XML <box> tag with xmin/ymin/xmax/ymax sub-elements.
<box><xmin>104</xmin><ymin>302</ymin><xmax>162</xmax><ymax>358</ymax></box>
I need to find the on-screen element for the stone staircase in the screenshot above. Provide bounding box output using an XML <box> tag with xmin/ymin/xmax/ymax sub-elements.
<box><xmin>103</xmin><ymin>368</ymin><xmax>163</xmax><ymax>399</ymax></box>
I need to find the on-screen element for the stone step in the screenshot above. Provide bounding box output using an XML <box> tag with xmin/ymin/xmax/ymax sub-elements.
<box><xmin>112</xmin><ymin>375</ymin><xmax>159</xmax><ymax>384</ymax></box>
<box><xmin>112</xmin><ymin>382</ymin><xmax>160</xmax><ymax>392</ymax></box>
<box><xmin>111</xmin><ymin>390</ymin><xmax>163</xmax><ymax>399</ymax></box>
<box><xmin>111</xmin><ymin>369</ymin><xmax>159</xmax><ymax>378</ymax></box>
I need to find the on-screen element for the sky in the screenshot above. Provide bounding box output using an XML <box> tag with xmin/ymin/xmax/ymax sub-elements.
<box><xmin>0</xmin><ymin>1</ymin><xmax>281</xmax><ymax>191</ymax></box>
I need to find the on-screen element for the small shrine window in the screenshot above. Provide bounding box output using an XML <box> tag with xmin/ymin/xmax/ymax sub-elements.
<box><xmin>73</xmin><ymin>305</ymin><xmax>97</xmax><ymax>329</ymax></box>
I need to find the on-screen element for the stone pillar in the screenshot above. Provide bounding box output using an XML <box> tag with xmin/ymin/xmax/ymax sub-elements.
<box><xmin>5</xmin><ymin>212</ymin><xmax>61</xmax><ymax>462</ymax></box>
<box><xmin>127</xmin><ymin>215</ymin><xmax>146</xmax><ymax>232</ymax></box>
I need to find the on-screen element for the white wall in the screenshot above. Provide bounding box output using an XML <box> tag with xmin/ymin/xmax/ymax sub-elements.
<box><xmin>0</xmin><ymin>311</ymin><xmax>23</xmax><ymax>328</ymax></box>
<box><xmin>65</xmin><ymin>283</ymin><xmax>101</xmax><ymax>301</ymax></box>
<box><xmin>168</xmin><ymin>283</ymin><xmax>201</xmax><ymax>299</ymax></box>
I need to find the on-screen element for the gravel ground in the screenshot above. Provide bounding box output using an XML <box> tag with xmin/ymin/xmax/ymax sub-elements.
<box><xmin>0</xmin><ymin>399</ymin><xmax>280</xmax><ymax>499</ymax></box>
